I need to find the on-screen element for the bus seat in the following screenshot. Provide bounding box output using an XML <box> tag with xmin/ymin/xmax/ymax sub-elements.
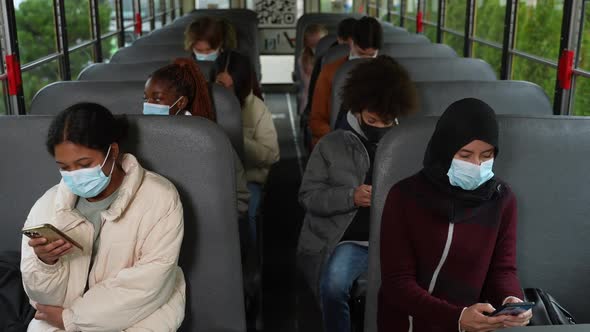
<box><xmin>321</xmin><ymin>34</ymin><xmax>431</xmax><ymax>67</ymax></box>
<box><xmin>110</xmin><ymin>45</ymin><xmax>260</xmax><ymax>82</ymax></box>
<box><xmin>29</xmin><ymin>81</ymin><xmax>244</xmax><ymax>161</ymax></box>
<box><xmin>330</xmin><ymin>58</ymin><xmax>497</xmax><ymax>128</ymax></box>
<box><xmin>0</xmin><ymin>115</ymin><xmax>246</xmax><ymax>332</ymax></box>
<box><xmin>416</xmin><ymin>81</ymin><xmax>553</xmax><ymax>116</ymax></box>
<box><xmin>365</xmin><ymin>116</ymin><xmax>590</xmax><ymax>331</ymax></box>
<box><xmin>315</xmin><ymin>34</ymin><xmax>338</xmax><ymax>60</ymax></box>
<box><xmin>77</xmin><ymin>61</ymin><xmax>214</xmax><ymax>82</ymax></box>
<box><xmin>110</xmin><ymin>44</ymin><xmax>190</xmax><ymax>64</ymax></box>
<box><xmin>381</xmin><ymin>43</ymin><xmax>458</xmax><ymax>58</ymax></box>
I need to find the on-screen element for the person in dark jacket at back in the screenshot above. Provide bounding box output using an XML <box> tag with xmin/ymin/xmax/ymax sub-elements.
<box><xmin>378</xmin><ymin>98</ymin><xmax>533</xmax><ymax>332</ymax></box>
<box><xmin>297</xmin><ymin>55</ymin><xmax>418</xmax><ymax>332</ymax></box>
<box><xmin>309</xmin><ymin>16</ymin><xmax>383</xmax><ymax>148</ymax></box>
<box><xmin>301</xmin><ymin>17</ymin><xmax>356</xmax><ymax>150</ymax></box>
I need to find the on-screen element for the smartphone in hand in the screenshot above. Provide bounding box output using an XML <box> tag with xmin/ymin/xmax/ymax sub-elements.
<box><xmin>484</xmin><ymin>302</ymin><xmax>535</xmax><ymax>317</ymax></box>
<box><xmin>22</xmin><ymin>224</ymin><xmax>83</xmax><ymax>250</ymax></box>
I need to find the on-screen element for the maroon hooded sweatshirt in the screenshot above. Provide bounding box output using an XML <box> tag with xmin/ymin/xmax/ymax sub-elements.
<box><xmin>378</xmin><ymin>98</ymin><xmax>523</xmax><ymax>332</ymax></box>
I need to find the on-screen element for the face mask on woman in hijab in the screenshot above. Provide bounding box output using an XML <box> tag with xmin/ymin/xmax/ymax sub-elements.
<box><xmin>422</xmin><ymin>98</ymin><xmax>500</xmax><ymax>200</ymax></box>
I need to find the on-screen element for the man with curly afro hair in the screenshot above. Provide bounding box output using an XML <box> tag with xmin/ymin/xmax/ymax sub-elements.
<box><xmin>297</xmin><ymin>55</ymin><xmax>418</xmax><ymax>332</ymax></box>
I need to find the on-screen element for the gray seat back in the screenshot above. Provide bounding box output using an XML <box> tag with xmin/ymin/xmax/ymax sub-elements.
<box><xmin>0</xmin><ymin>115</ymin><xmax>245</xmax><ymax>332</ymax></box>
<box><xmin>330</xmin><ymin>58</ymin><xmax>497</xmax><ymax>128</ymax></box>
<box><xmin>173</xmin><ymin>8</ymin><xmax>258</xmax><ymax>27</ymax></box>
<box><xmin>382</xmin><ymin>22</ymin><xmax>408</xmax><ymax>34</ymax></box>
<box><xmin>322</xmin><ymin>35</ymin><xmax>431</xmax><ymax>66</ymax></box>
<box><xmin>77</xmin><ymin>61</ymin><xmax>214</xmax><ymax>82</ymax></box>
<box><xmin>29</xmin><ymin>81</ymin><xmax>244</xmax><ymax>160</ymax></box>
<box><xmin>415</xmin><ymin>81</ymin><xmax>553</xmax><ymax>116</ymax></box>
<box><xmin>315</xmin><ymin>34</ymin><xmax>338</xmax><ymax>59</ymax></box>
<box><xmin>365</xmin><ymin>116</ymin><xmax>590</xmax><ymax>332</ymax></box>
<box><xmin>110</xmin><ymin>44</ymin><xmax>190</xmax><ymax>64</ymax></box>
<box><xmin>381</xmin><ymin>43</ymin><xmax>457</xmax><ymax>58</ymax></box>
<box><xmin>130</xmin><ymin>33</ymin><xmax>260</xmax><ymax>80</ymax></box>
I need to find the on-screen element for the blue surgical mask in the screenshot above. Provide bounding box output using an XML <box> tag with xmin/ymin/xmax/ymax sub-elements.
<box><xmin>447</xmin><ymin>158</ymin><xmax>495</xmax><ymax>191</ymax></box>
<box><xmin>143</xmin><ymin>97</ymin><xmax>182</xmax><ymax>116</ymax></box>
<box><xmin>60</xmin><ymin>146</ymin><xmax>115</xmax><ymax>198</ymax></box>
<box><xmin>194</xmin><ymin>50</ymin><xmax>219</xmax><ymax>61</ymax></box>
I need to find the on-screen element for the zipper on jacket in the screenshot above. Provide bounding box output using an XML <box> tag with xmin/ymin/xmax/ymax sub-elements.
<box><xmin>330</xmin><ymin>132</ymin><xmax>371</xmax><ymax>249</ymax></box>
<box><xmin>428</xmin><ymin>223</ymin><xmax>454</xmax><ymax>293</ymax></box>
<box><xmin>408</xmin><ymin>222</ymin><xmax>455</xmax><ymax>332</ymax></box>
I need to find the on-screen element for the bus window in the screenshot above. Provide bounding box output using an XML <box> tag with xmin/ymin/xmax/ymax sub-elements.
<box><xmin>443</xmin><ymin>0</ymin><xmax>467</xmax><ymax>55</ymax></box>
<box><xmin>472</xmin><ymin>0</ymin><xmax>505</xmax><ymax>76</ymax></box>
<box><xmin>511</xmin><ymin>0</ymin><xmax>564</xmax><ymax>104</ymax></box>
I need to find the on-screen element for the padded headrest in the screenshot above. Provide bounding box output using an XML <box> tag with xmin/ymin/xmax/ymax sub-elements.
<box><xmin>173</xmin><ymin>8</ymin><xmax>259</xmax><ymax>26</ymax></box>
<box><xmin>0</xmin><ymin>115</ymin><xmax>245</xmax><ymax>332</ymax></box>
<box><xmin>110</xmin><ymin>44</ymin><xmax>190</xmax><ymax>64</ymax></box>
<box><xmin>415</xmin><ymin>81</ymin><xmax>552</xmax><ymax>116</ymax></box>
<box><xmin>330</xmin><ymin>58</ymin><xmax>497</xmax><ymax>128</ymax></box>
<box><xmin>380</xmin><ymin>43</ymin><xmax>457</xmax><ymax>58</ymax></box>
<box><xmin>315</xmin><ymin>34</ymin><xmax>338</xmax><ymax>59</ymax></box>
<box><xmin>29</xmin><ymin>81</ymin><xmax>244</xmax><ymax>161</ymax></box>
<box><xmin>122</xmin><ymin>39</ymin><xmax>261</xmax><ymax>81</ymax></box>
<box><xmin>322</xmin><ymin>35</ymin><xmax>431</xmax><ymax>66</ymax></box>
<box><xmin>77</xmin><ymin>61</ymin><xmax>214</xmax><ymax>82</ymax></box>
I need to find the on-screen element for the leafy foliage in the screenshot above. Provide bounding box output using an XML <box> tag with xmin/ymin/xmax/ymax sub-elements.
<box><xmin>15</xmin><ymin>0</ymin><xmax>114</xmax><ymax>110</ymax></box>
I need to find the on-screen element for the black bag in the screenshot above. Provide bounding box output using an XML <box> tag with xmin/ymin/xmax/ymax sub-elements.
<box><xmin>0</xmin><ymin>251</ymin><xmax>35</xmax><ymax>332</ymax></box>
<box><xmin>524</xmin><ymin>288</ymin><xmax>576</xmax><ymax>325</ymax></box>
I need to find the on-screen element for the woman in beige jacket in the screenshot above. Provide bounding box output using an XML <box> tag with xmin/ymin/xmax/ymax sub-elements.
<box><xmin>21</xmin><ymin>103</ymin><xmax>185</xmax><ymax>331</ymax></box>
<box><xmin>214</xmin><ymin>50</ymin><xmax>280</xmax><ymax>240</ymax></box>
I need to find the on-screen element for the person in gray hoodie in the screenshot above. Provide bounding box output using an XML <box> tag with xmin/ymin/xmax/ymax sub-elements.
<box><xmin>297</xmin><ymin>55</ymin><xmax>418</xmax><ymax>332</ymax></box>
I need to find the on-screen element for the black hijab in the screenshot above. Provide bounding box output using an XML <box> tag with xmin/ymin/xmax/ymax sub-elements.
<box><xmin>418</xmin><ymin>98</ymin><xmax>504</xmax><ymax>222</ymax></box>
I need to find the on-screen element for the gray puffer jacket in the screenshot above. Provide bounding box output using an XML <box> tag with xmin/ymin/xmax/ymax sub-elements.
<box><xmin>297</xmin><ymin>128</ymin><xmax>370</xmax><ymax>297</ymax></box>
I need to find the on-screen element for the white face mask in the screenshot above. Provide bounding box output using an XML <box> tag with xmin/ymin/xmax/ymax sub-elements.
<box><xmin>143</xmin><ymin>97</ymin><xmax>182</xmax><ymax>116</ymax></box>
<box><xmin>60</xmin><ymin>146</ymin><xmax>115</xmax><ymax>198</ymax></box>
<box><xmin>447</xmin><ymin>158</ymin><xmax>495</xmax><ymax>191</ymax></box>
<box><xmin>194</xmin><ymin>50</ymin><xmax>219</xmax><ymax>61</ymax></box>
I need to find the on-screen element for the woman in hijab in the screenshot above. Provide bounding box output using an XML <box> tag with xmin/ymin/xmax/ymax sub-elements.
<box><xmin>378</xmin><ymin>98</ymin><xmax>533</xmax><ymax>332</ymax></box>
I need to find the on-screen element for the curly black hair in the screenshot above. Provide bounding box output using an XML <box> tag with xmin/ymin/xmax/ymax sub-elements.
<box><xmin>340</xmin><ymin>55</ymin><xmax>418</xmax><ymax>121</ymax></box>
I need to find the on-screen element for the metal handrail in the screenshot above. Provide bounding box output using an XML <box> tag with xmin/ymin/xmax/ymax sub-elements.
<box><xmin>573</xmin><ymin>67</ymin><xmax>590</xmax><ymax>78</ymax></box>
<box><xmin>21</xmin><ymin>53</ymin><xmax>62</xmax><ymax>72</ymax></box>
<box><xmin>509</xmin><ymin>49</ymin><xmax>558</xmax><ymax>68</ymax></box>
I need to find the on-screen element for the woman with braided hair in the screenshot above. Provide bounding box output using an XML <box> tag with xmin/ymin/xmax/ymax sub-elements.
<box><xmin>144</xmin><ymin>58</ymin><xmax>250</xmax><ymax>218</ymax></box>
<box><xmin>143</xmin><ymin>58</ymin><xmax>215</xmax><ymax>119</ymax></box>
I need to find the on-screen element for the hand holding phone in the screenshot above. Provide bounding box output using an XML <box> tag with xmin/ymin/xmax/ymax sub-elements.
<box><xmin>483</xmin><ymin>302</ymin><xmax>535</xmax><ymax>317</ymax></box>
<box><xmin>23</xmin><ymin>224</ymin><xmax>82</xmax><ymax>265</ymax></box>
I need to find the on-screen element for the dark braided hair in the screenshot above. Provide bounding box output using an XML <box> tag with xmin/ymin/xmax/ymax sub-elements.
<box><xmin>46</xmin><ymin>103</ymin><xmax>128</xmax><ymax>156</ymax></box>
<box><xmin>150</xmin><ymin>58</ymin><xmax>216</xmax><ymax>121</ymax></box>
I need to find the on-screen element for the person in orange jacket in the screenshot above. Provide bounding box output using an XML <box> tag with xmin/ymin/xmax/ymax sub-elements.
<box><xmin>309</xmin><ymin>16</ymin><xmax>383</xmax><ymax>148</ymax></box>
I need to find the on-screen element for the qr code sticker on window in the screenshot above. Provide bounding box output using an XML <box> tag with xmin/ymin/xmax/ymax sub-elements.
<box><xmin>256</xmin><ymin>0</ymin><xmax>296</xmax><ymax>25</ymax></box>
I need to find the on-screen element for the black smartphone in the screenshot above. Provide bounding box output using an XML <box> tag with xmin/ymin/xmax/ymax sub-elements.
<box><xmin>484</xmin><ymin>302</ymin><xmax>535</xmax><ymax>317</ymax></box>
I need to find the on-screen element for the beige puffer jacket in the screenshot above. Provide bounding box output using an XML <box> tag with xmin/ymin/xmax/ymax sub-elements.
<box><xmin>21</xmin><ymin>154</ymin><xmax>185</xmax><ymax>332</ymax></box>
<box><xmin>242</xmin><ymin>93</ymin><xmax>280</xmax><ymax>184</ymax></box>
